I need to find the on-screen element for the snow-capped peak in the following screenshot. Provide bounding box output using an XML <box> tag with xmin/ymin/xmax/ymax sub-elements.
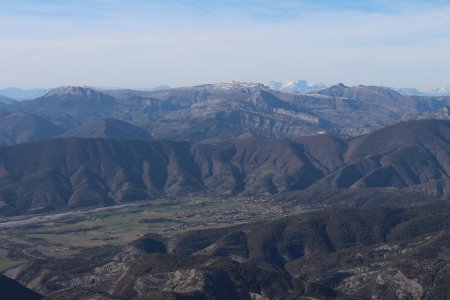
<box><xmin>422</xmin><ymin>86</ymin><xmax>450</xmax><ymax>96</ymax></box>
<box><xmin>267</xmin><ymin>80</ymin><xmax>327</xmax><ymax>93</ymax></box>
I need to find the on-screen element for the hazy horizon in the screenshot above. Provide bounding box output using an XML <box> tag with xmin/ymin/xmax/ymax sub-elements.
<box><xmin>1</xmin><ymin>80</ymin><xmax>450</xmax><ymax>92</ymax></box>
<box><xmin>1</xmin><ymin>0</ymin><xmax>450</xmax><ymax>89</ymax></box>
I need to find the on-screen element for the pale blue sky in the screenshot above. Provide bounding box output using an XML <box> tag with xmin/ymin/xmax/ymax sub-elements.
<box><xmin>1</xmin><ymin>0</ymin><xmax>450</xmax><ymax>89</ymax></box>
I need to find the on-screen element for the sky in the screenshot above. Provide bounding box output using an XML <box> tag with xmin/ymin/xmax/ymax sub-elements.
<box><xmin>1</xmin><ymin>0</ymin><xmax>450</xmax><ymax>89</ymax></box>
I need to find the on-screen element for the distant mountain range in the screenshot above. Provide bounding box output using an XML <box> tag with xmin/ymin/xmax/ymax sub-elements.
<box><xmin>2</xmin><ymin>82</ymin><xmax>449</xmax><ymax>102</ymax></box>
<box><xmin>0</xmin><ymin>85</ymin><xmax>171</xmax><ymax>101</ymax></box>
<box><xmin>267</xmin><ymin>80</ymin><xmax>450</xmax><ymax>96</ymax></box>
<box><xmin>0</xmin><ymin>81</ymin><xmax>449</xmax><ymax>216</ymax></box>
<box><xmin>0</xmin><ymin>82</ymin><xmax>448</xmax><ymax>146</ymax></box>
<box><xmin>394</xmin><ymin>86</ymin><xmax>450</xmax><ymax>96</ymax></box>
<box><xmin>0</xmin><ymin>119</ymin><xmax>448</xmax><ymax>216</ymax></box>
<box><xmin>0</xmin><ymin>87</ymin><xmax>48</xmax><ymax>100</ymax></box>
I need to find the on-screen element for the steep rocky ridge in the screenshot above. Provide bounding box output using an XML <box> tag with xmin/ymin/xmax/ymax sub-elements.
<box><xmin>1</xmin><ymin>83</ymin><xmax>450</xmax><ymax>143</ymax></box>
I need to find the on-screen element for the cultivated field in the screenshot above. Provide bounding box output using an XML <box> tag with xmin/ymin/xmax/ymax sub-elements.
<box><xmin>0</xmin><ymin>196</ymin><xmax>311</xmax><ymax>271</ymax></box>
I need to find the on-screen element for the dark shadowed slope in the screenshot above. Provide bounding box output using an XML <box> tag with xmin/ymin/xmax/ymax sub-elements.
<box><xmin>61</xmin><ymin>118</ymin><xmax>152</xmax><ymax>140</ymax></box>
<box><xmin>0</xmin><ymin>275</ymin><xmax>42</xmax><ymax>300</ymax></box>
<box><xmin>345</xmin><ymin>119</ymin><xmax>450</xmax><ymax>161</ymax></box>
<box><xmin>0</xmin><ymin>119</ymin><xmax>449</xmax><ymax>216</ymax></box>
<box><xmin>312</xmin><ymin>120</ymin><xmax>450</xmax><ymax>199</ymax></box>
<box><xmin>0</xmin><ymin>87</ymin><xmax>48</xmax><ymax>100</ymax></box>
<box><xmin>0</xmin><ymin>136</ymin><xmax>342</xmax><ymax>216</ymax></box>
<box><xmin>0</xmin><ymin>112</ymin><xmax>64</xmax><ymax>145</ymax></box>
